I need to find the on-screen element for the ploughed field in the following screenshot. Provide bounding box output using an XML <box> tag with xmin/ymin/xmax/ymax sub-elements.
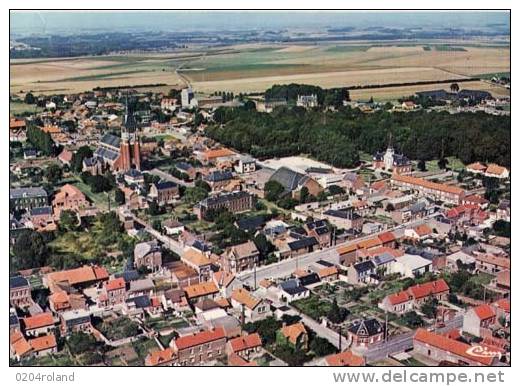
<box><xmin>10</xmin><ymin>42</ymin><xmax>510</xmax><ymax>99</ymax></box>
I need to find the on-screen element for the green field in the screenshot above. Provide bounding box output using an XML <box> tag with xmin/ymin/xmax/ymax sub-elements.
<box><xmin>10</xmin><ymin>101</ymin><xmax>42</xmax><ymax>115</ymax></box>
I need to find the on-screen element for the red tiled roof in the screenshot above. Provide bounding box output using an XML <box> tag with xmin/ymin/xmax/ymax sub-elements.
<box><xmin>11</xmin><ymin>335</ymin><xmax>32</xmax><ymax>358</ymax></box>
<box><xmin>392</xmin><ymin>174</ymin><xmax>465</xmax><ymax>196</ymax></box>
<box><xmin>387</xmin><ymin>290</ymin><xmax>412</xmax><ymax>305</ymax></box>
<box><xmin>228</xmin><ymin>333</ymin><xmax>262</xmax><ymax>353</ymax></box>
<box><xmin>378</xmin><ymin>232</ymin><xmax>396</xmax><ymax>244</ymax></box>
<box><xmin>486</xmin><ymin>164</ymin><xmax>508</xmax><ymax>176</ymax></box>
<box><xmin>473</xmin><ymin>304</ymin><xmax>496</xmax><ymax>321</ymax></box>
<box><xmin>280</xmin><ymin>323</ymin><xmax>307</xmax><ymax>346</ymax></box>
<box><xmin>106</xmin><ymin>278</ymin><xmax>125</xmax><ymax>291</ymax></box>
<box><xmin>173</xmin><ymin>328</ymin><xmax>225</xmax><ymax>351</ymax></box>
<box><xmin>414</xmin><ymin>328</ymin><xmax>494</xmax><ymax>366</ymax></box>
<box><xmin>146</xmin><ymin>348</ymin><xmax>176</xmax><ymax>366</ymax></box>
<box><xmin>494</xmin><ymin>298</ymin><xmax>510</xmax><ymax>313</ymax></box>
<box><xmin>357</xmin><ymin>237</ymin><xmax>383</xmax><ymax>250</ymax></box>
<box><xmin>23</xmin><ymin>312</ymin><xmax>54</xmax><ymax>330</ymax></box>
<box><xmin>466</xmin><ymin>162</ymin><xmax>487</xmax><ymax>172</ymax></box>
<box><xmin>29</xmin><ymin>334</ymin><xmax>57</xmax><ymax>352</ymax></box>
<box><xmin>367</xmin><ymin>247</ymin><xmax>404</xmax><ymax>258</ymax></box>
<box><xmin>337</xmin><ymin>243</ymin><xmax>358</xmax><ymax>255</ymax></box>
<box><xmin>325</xmin><ymin>350</ymin><xmax>365</xmax><ymax>366</ymax></box>
<box><xmin>47</xmin><ymin>265</ymin><xmax>107</xmax><ymax>287</ymax></box>
<box><xmin>407</xmin><ymin>279</ymin><xmax>449</xmax><ymax>300</ymax></box>
<box><xmin>227</xmin><ymin>353</ymin><xmax>258</xmax><ymax>366</ymax></box>
<box><xmin>475</xmin><ymin>254</ymin><xmax>510</xmax><ymax>270</ymax></box>
<box><xmin>413</xmin><ymin>224</ymin><xmax>432</xmax><ymax>237</ymax></box>
<box><xmin>184</xmin><ymin>281</ymin><xmax>219</xmax><ymax>300</ymax></box>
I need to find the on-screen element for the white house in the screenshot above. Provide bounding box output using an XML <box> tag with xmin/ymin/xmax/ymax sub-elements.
<box><xmin>392</xmin><ymin>254</ymin><xmax>432</xmax><ymax>278</ymax></box>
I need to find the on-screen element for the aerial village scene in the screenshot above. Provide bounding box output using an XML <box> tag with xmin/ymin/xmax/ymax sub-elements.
<box><xmin>9</xmin><ymin>11</ymin><xmax>511</xmax><ymax>367</ymax></box>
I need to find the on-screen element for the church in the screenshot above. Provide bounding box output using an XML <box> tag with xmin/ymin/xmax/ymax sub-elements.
<box><xmin>373</xmin><ymin>146</ymin><xmax>412</xmax><ymax>175</ymax></box>
<box><xmin>87</xmin><ymin>103</ymin><xmax>142</xmax><ymax>174</ymax></box>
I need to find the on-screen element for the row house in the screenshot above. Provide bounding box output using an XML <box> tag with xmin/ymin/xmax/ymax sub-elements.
<box><xmin>413</xmin><ymin>328</ymin><xmax>498</xmax><ymax>366</ymax></box>
<box><xmin>169</xmin><ymin>327</ymin><xmax>227</xmax><ymax>366</ymax></box>
<box><xmin>10</xmin><ymin>276</ymin><xmax>32</xmax><ymax>308</ymax></box>
<box><xmin>391</xmin><ymin>174</ymin><xmax>466</xmax><ymax>205</ymax></box>
<box><xmin>379</xmin><ymin>279</ymin><xmax>450</xmax><ymax>314</ymax></box>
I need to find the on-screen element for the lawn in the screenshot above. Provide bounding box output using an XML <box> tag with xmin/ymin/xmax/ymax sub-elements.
<box><xmin>132</xmin><ymin>337</ymin><xmax>160</xmax><ymax>364</ymax></box>
<box><xmin>72</xmin><ymin>179</ymin><xmax>114</xmax><ymax>210</ymax></box>
<box><xmin>10</xmin><ymin>101</ymin><xmax>42</xmax><ymax>115</ymax></box>
<box><xmin>48</xmin><ymin>213</ymin><xmax>133</xmax><ymax>271</ymax></box>
<box><xmin>420</xmin><ymin>156</ymin><xmax>465</xmax><ymax>172</ymax></box>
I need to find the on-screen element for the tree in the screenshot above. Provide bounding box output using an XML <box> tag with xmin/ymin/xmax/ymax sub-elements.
<box><xmin>66</xmin><ymin>332</ymin><xmax>97</xmax><ymax>355</ymax></box>
<box><xmin>309</xmin><ymin>336</ymin><xmax>337</xmax><ymax>357</ymax></box>
<box><xmin>420</xmin><ymin>297</ymin><xmax>439</xmax><ymax>319</ymax></box>
<box><xmin>148</xmin><ymin>200</ymin><xmax>160</xmax><ymax>216</ymax></box>
<box><xmin>183</xmin><ymin>186</ymin><xmax>208</xmax><ymax>204</ymax></box>
<box><xmin>44</xmin><ymin>163</ymin><xmax>63</xmax><ymax>185</ymax></box>
<box><xmin>26</xmin><ymin>125</ymin><xmax>55</xmax><ymax>156</ymax></box>
<box><xmin>114</xmin><ymin>188</ymin><xmax>125</xmax><ymax>205</ymax></box>
<box><xmin>71</xmin><ymin>146</ymin><xmax>93</xmax><ymax>173</ymax></box>
<box><xmin>385</xmin><ymin>203</ymin><xmax>395</xmax><ymax>212</ymax></box>
<box><xmin>299</xmin><ymin>186</ymin><xmax>309</xmax><ymax>203</ymax></box>
<box><xmin>316</xmin><ymin>191</ymin><xmax>328</xmax><ymax>202</ymax></box>
<box><xmin>328</xmin><ymin>185</ymin><xmax>345</xmax><ymax>196</ymax></box>
<box><xmin>59</xmin><ymin>210</ymin><xmax>79</xmax><ymax>232</ymax></box>
<box><xmin>24</xmin><ymin>92</ymin><xmax>36</xmax><ymax>105</ymax></box>
<box><xmin>437</xmin><ymin>158</ymin><xmax>448</xmax><ymax>170</ymax></box>
<box><xmin>492</xmin><ymin>220</ymin><xmax>511</xmax><ymax>237</ymax></box>
<box><xmin>254</xmin><ymin>233</ymin><xmax>274</xmax><ymax>258</ymax></box>
<box><xmin>327</xmin><ymin>298</ymin><xmax>349</xmax><ymax>324</ymax></box>
<box><xmin>264</xmin><ymin>180</ymin><xmax>285</xmax><ymax>202</ymax></box>
<box><xmin>450</xmin><ymin>83</ymin><xmax>460</xmax><ymax>93</ymax></box>
<box><xmin>194</xmin><ymin>179</ymin><xmax>211</xmax><ymax>192</ymax></box>
<box><xmin>402</xmin><ymin>311</ymin><xmax>424</xmax><ymax>328</ymax></box>
<box><xmin>12</xmin><ymin>230</ymin><xmax>48</xmax><ymax>270</ymax></box>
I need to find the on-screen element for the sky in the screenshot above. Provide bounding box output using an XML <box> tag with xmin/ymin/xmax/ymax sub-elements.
<box><xmin>10</xmin><ymin>11</ymin><xmax>510</xmax><ymax>35</ymax></box>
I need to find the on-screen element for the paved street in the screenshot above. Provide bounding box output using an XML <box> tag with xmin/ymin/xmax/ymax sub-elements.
<box><xmin>360</xmin><ymin>315</ymin><xmax>464</xmax><ymax>362</ymax></box>
<box><xmin>124</xmin><ymin>209</ymin><xmax>185</xmax><ymax>256</ymax></box>
<box><xmin>146</xmin><ymin>168</ymin><xmax>195</xmax><ymax>187</ymax></box>
<box><xmin>238</xmin><ymin>213</ymin><xmax>438</xmax><ymax>287</ymax></box>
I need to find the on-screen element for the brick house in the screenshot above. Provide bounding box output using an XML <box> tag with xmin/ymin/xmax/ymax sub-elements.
<box><xmin>23</xmin><ymin>313</ymin><xmax>55</xmax><ymax>337</ymax></box>
<box><xmin>52</xmin><ymin>184</ymin><xmax>89</xmax><ymax>217</ymax></box>
<box><xmin>348</xmin><ymin>318</ymin><xmax>384</xmax><ymax>348</ymax></box>
<box><xmin>169</xmin><ymin>327</ymin><xmax>227</xmax><ymax>365</ymax></box>
<box><xmin>148</xmin><ymin>181</ymin><xmax>179</xmax><ymax>205</ymax></box>
<box><xmin>463</xmin><ymin>304</ymin><xmax>497</xmax><ymax>337</ymax></box>
<box><xmin>226</xmin><ymin>333</ymin><xmax>262</xmax><ymax>360</ymax></box>
<box><xmin>222</xmin><ymin>241</ymin><xmax>260</xmax><ymax>274</ymax></box>
<box><xmin>10</xmin><ymin>276</ymin><xmax>32</xmax><ymax>308</ymax></box>
<box><xmin>134</xmin><ymin>240</ymin><xmax>162</xmax><ymax>271</ymax></box>
<box><xmin>413</xmin><ymin>328</ymin><xmax>498</xmax><ymax>366</ymax></box>
<box><xmin>99</xmin><ymin>277</ymin><xmax>127</xmax><ymax>307</ymax></box>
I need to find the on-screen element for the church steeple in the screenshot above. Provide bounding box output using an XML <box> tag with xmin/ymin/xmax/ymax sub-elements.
<box><xmin>387</xmin><ymin>131</ymin><xmax>393</xmax><ymax>151</ymax></box>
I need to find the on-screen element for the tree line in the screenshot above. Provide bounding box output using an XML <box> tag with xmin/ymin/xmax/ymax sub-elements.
<box><xmin>206</xmin><ymin>104</ymin><xmax>510</xmax><ymax>168</ymax></box>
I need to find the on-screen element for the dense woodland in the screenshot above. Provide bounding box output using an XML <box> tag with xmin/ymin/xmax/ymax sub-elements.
<box><xmin>206</xmin><ymin>105</ymin><xmax>510</xmax><ymax>168</ymax></box>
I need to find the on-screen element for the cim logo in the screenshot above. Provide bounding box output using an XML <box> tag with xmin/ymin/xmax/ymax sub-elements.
<box><xmin>465</xmin><ymin>345</ymin><xmax>502</xmax><ymax>358</ymax></box>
